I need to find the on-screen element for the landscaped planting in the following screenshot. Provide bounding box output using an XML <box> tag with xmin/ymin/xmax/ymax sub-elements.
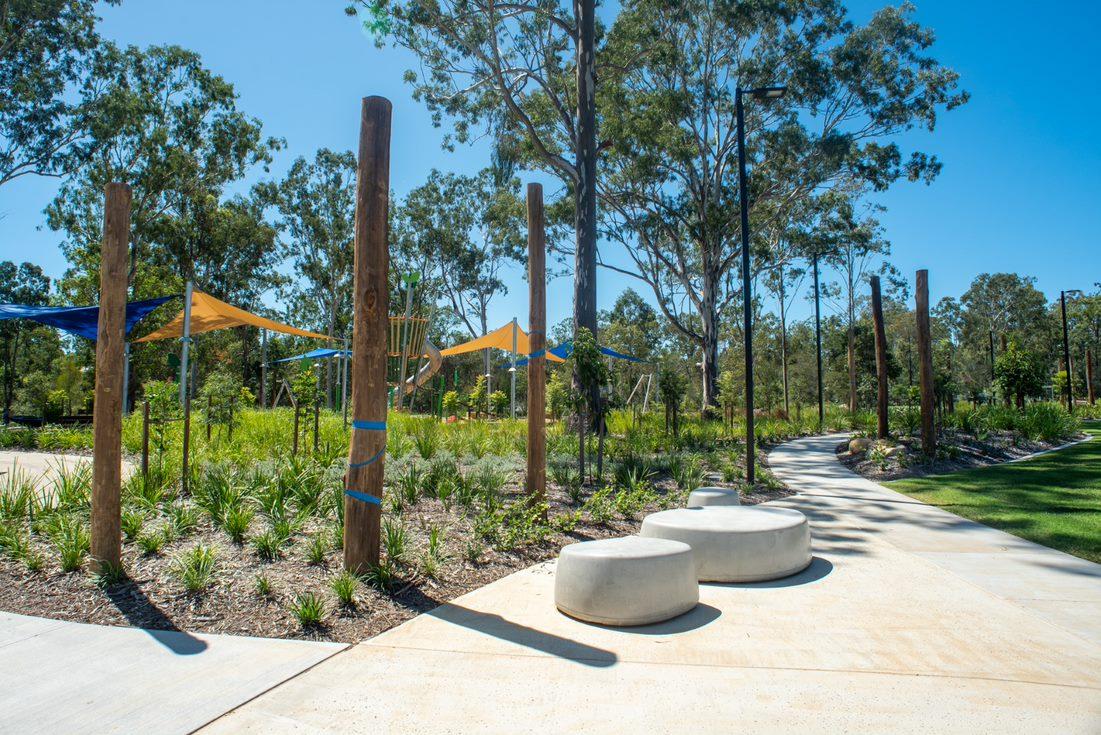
<box><xmin>0</xmin><ymin>405</ymin><xmax>853</xmax><ymax>642</ymax></box>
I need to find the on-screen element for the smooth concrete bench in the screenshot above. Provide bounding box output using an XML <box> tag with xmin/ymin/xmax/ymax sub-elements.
<box><xmin>554</xmin><ymin>536</ymin><xmax>699</xmax><ymax>626</ymax></box>
<box><xmin>687</xmin><ymin>487</ymin><xmax>740</xmax><ymax>507</ymax></box>
<box><xmin>641</xmin><ymin>506</ymin><xmax>811</xmax><ymax>583</ymax></box>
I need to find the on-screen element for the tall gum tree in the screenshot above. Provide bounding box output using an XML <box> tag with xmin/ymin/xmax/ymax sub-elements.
<box><xmin>599</xmin><ymin>0</ymin><xmax>966</xmax><ymax>409</ymax></box>
<box><xmin>346</xmin><ymin>0</ymin><xmax>601</xmax><ymax>369</ymax></box>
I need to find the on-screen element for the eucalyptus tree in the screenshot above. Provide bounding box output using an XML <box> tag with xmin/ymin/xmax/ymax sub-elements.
<box><xmin>346</xmin><ymin>0</ymin><xmax>602</xmax><ymax>358</ymax></box>
<box><xmin>0</xmin><ymin>0</ymin><xmax>118</xmax><ymax>187</ymax></box>
<box><xmin>599</xmin><ymin>0</ymin><xmax>966</xmax><ymax>409</ymax></box>
<box><xmin>959</xmin><ymin>273</ymin><xmax>1052</xmax><ymax>358</ymax></box>
<box><xmin>396</xmin><ymin>168</ymin><xmax>526</xmax><ymax>381</ymax></box>
<box><xmin>267</xmin><ymin>148</ymin><xmax>357</xmax><ymax>399</ymax></box>
<box><xmin>0</xmin><ymin>261</ymin><xmax>51</xmax><ymax>418</ymax></box>
<box><xmin>46</xmin><ymin>44</ymin><xmax>282</xmax><ymax>301</ymax></box>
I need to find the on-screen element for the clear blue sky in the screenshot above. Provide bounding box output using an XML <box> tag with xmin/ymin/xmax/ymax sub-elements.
<box><xmin>0</xmin><ymin>0</ymin><xmax>1098</xmax><ymax>331</ymax></box>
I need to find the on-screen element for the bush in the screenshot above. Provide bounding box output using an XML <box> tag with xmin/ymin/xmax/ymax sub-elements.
<box><xmin>172</xmin><ymin>543</ymin><xmax>218</xmax><ymax>593</ymax></box>
<box><xmin>289</xmin><ymin>591</ymin><xmax>326</xmax><ymax>627</ymax></box>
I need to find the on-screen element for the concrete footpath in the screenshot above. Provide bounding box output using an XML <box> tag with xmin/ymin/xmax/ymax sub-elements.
<box><xmin>198</xmin><ymin>434</ymin><xmax>1101</xmax><ymax>734</ymax></box>
<box><xmin>0</xmin><ymin>450</ymin><xmax>134</xmax><ymax>490</ymax></box>
<box><xmin>0</xmin><ymin>611</ymin><xmax>345</xmax><ymax>734</ymax></box>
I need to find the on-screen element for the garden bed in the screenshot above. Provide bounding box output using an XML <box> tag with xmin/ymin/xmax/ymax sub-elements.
<box><xmin>0</xmin><ymin>412</ymin><xmax>793</xmax><ymax>644</ymax></box>
<box><xmin>838</xmin><ymin>404</ymin><xmax>1087</xmax><ymax>482</ymax></box>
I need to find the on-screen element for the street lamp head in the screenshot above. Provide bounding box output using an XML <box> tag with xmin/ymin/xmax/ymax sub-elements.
<box><xmin>1064</xmin><ymin>289</ymin><xmax>1084</xmax><ymax>297</ymax></box>
<box><xmin>749</xmin><ymin>86</ymin><xmax>787</xmax><ymax>100</ymax></box>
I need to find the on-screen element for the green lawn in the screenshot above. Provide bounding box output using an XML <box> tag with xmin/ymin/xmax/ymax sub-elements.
<box><xmin>888</xmin><ymin>424</ymin><xmax>1101</xmax><ymax>563</ymax></box>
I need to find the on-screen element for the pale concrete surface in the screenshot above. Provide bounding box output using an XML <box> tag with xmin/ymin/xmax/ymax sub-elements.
<box><xmin>641</xmin><ymin>505</ymin><xmax>811</xmax><ymax>582</ymax></box>
<box><xmin>0</xmin><ymin>450</ymin><xmax>134</xmax><ymax>491</ymax></box>
<box><xmin>554</xmin><ymin>536</ymin><xmax>698</xmax><ymax>625</ymax></box>
<box><xmin>686</xmin><ymin>486</ymin><xmax>740</xmax><ymax>506</ymax></box>
<box><xmin>197</xmin><ymin>432</ymin><xmax>1101</xmax><ymax>734</ymax></box>
<box><xmin>0</xmin><ymin>611</ymin><xmax>345</xmax><ymax>734</ymax></box>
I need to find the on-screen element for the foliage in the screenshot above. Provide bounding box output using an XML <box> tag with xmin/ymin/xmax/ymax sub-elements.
<box><xmin>172</xmin><ymin>543</ymin><xmax>218</xmax><ymax>593</ymax></box>
<box><xmin>995</xmin><ymin>342</ymin><xmax>1047</xmax><ymax>407</ymax></box>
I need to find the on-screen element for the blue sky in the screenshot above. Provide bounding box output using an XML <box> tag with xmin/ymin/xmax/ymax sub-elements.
<box><xmin>0</xmin><ymin>0</ymin><xmax>1098</xmax><ymax>332</ymax></box>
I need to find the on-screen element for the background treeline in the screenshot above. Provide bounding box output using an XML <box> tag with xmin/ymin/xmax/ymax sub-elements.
<box><xmin>1</xmin><ymin>1</ymin><xmax>1097</xmax><ymax>423</ymax></box>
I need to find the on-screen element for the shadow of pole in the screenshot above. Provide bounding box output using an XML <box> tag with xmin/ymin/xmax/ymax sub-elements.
<box><xmin>104</xmin><ymin>581</ymin><xmax>208</xmax><ymax>656</ymax></box>
<box><xmin>428</xmin><ymin>604</ymin><xmax>618</xmax><ymax>667</ymax></box>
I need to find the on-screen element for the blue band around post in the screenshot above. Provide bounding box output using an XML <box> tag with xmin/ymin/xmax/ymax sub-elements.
<box><xmin>344</xmin><ymin>489</ymin><xmax>381</xmax><ymax>506</ymax></box>
<box><xmin>352</xmin><ymin>419</ymin><xmax>387</xmax><ymax>431</ymax></box>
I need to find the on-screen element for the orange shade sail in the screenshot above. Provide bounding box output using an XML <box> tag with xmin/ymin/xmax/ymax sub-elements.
<box><xmin>135</xmin><ymin>289</ymin><xmax>330</xmax><ymax>343</ymax></box>
<box><xmin>439</xmin><ymin>321</ymin><xmax>565</xmax><ymax>362</ymax></box>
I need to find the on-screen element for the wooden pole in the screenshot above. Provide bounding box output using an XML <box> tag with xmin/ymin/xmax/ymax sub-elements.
<box><xmin>526</xmin><ymin>183</ymin><xmax>546</xmax><ymax>502</ymax></box>
<box><xmin>1088</xmin><ymin>347</ymin><xmax>1095</xmax><ymax>405</ymax></box>
<box><xmin>179</xmin><ymin>281</ymin><xmax>193</xmax><ymax>494</ymax></box>
<box><xmin>916</xmin><ymin>269</ymin><xmax>936</xmax><ymax>457</ymax></box>
<box><xmin>344</xmin><ymin>96</ymin><xmax>391</xmax><ymax>573</ymax></box>
<box><xmin>90</xmin><ymin>182</ymin><xmax>130</xmax><ymax>572</ymax></box>
<box><xmin>510</xmin><ymin>317</ymin><xmax>518</xmax><ymax>419</ymax></box>
<box><xmin>870</xmin><ymin>275</ymin><xmax>889</xmax><ymax>439</ymax></box>
<box><xmin>141</xmin><ymin>400</ymin><xmax>150</xmax><ymax>484</ymax></box>
<box><xmin>293</xmin><ymin>403</ymin><xmax>300</xmax><ymax>456</ymax></box>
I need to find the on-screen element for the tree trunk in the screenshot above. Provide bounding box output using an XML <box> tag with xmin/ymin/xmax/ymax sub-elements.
<box><xmin>1088</xmin><ymin>347</ymin><xmax>1095</xmax><ymax>405</ymax></box>
<box><xmin>916</xmin><ymin>270</ymin><xmax>935</xmax><ymax>457</ymax></box>
<box><xmin>779</xmin><ymin>266</ymin><xmax>789</xmax><ymax>418</ymax></box>
<box><xmin>573</xmin><ymin>0</ymin><xmax>599</xmax><ymax>412</ymax></box>
<box><xmin>870</xmin><ymin>276</ymin><xmax>888</xmax><ymax>439</ymax></box>
<box><xmin>699</xmin><ymin>274</ymin><xmax>720</xmax><ymax>414</ymax></box>
<box><xmin>847</xmin><ymin>326</ymin><xmax>857</xmax><ymax>414</ymax></box>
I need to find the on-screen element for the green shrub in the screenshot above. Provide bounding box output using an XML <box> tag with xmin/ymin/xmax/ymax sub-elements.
<box><xmin>330</xmin><ymin>570</ymin><xmax>359</xmax><ymax>607</ymax></box>
<box><xmin>172</xmin><ymin>543</ymin><xmax>218</xmax><ymax>593</ymax></box>
<box><xmin>289</xmin><ymin>591</ymin><xmax>326</xmax><ymax>627</ymax></box>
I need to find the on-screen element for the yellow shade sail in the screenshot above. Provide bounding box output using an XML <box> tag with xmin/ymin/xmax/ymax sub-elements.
<box><xmin>439</xmin><ymin>322</ymin><xmax>564</xmax><ymax>362</ymax></box>
<box><xmin>135</xmin><ymin>289</ymin><xmax>331</xmax><ymax>343</ymax></box>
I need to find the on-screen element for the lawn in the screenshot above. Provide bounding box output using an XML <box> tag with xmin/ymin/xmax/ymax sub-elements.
<box><xmin>888</xmin><ymin>424</ymin><xmax>1101</xmax><ymax>563</ymax></box>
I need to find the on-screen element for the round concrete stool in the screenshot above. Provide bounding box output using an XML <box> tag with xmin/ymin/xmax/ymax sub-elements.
<box><xmin>641</xmin><ymin>506</ymin><xmax>811</xmax><ymax>583</ymax></box>
<box><xmin>554</xmin><ymin>536</ymin><xmax>699</xmax><ymax>626</ymax></box>
<box><xmin>687</xmin><ymin>486</ymin><xmax>741</xmax><ymax>508</ymax></box>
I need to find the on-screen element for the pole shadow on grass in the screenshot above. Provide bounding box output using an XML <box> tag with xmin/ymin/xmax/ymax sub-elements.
<box><xmin>428</xmin><ymin>604</ymin><xmax>617</xmax><ymax>667</ymax></box>
<box><xmin>104</xmin><ymin>581</ymin><xmax>208</xmax><ymax>655</ymax></box>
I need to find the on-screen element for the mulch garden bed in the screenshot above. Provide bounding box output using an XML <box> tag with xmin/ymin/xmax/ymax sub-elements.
<box><xmin>837</xmin><ymin>430</ymin><xmax>1082</xmax><ymax>482</ymax></box>
<box><xmin>0</xmin><ymin>474</ymin><xmax>790</xmax><ymax>644</ymax></box>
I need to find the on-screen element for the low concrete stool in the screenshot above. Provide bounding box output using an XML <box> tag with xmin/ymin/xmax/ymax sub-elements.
<box><xmin>554</xmin><ymin>536</ymin><xmax>699</xmax><ymax>626</ymax></box>
<box><xmin>687</xmin><ymin>486</ymin><xmax>740</xmax><ymax>508</ymax></box>
<box><xmin>641</xmin><ymin>506</ymin><xmax>811</xmax><ymax>583</ymax></box>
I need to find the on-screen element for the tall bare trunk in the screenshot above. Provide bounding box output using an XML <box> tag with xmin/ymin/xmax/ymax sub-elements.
<box><xmin>779</xmin><ymin>265</ymin><xmax>789</xmax><ymax>417</ymax></box>
<box><xmin>574</xmin><ymin>0</ymin><xmax>599</xmax><ymax>412</ymax></box>
<box><xmin>699</xmin><ymin>270</ymin><xmax>719</xmax><ymax>413</ymax></box>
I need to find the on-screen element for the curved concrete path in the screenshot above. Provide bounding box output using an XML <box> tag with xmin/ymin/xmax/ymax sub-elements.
<box><xmin>197</xmin><ymin>433</ymin><xmax>1101</xmax><ymax>734</ymax></box>
<box><xmin>0</xmin><ymin>450</ymin><xmax>134</xmax><ymax>491</ymax></box>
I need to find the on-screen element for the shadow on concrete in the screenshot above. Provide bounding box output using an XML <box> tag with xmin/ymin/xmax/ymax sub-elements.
<box><xmin>580</xmin><ymin>603</ymin><xmax>722</xmax><ymax>636</ymax></box>
<box><xmin>710</xmin><ymin>556</ymin><xmax>835</xmax><ymax>589</ymax></box>
<box><xmin>104</xmin><ymin>581</ymin><xmax>208</xmax><ymax>656</ymax></box>
<box><xmin>429</xmin><ymin>604</ymin><xmax>617</xmax><ymax>667</ymax></box>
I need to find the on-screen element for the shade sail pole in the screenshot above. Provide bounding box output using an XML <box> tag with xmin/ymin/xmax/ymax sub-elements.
<box><xmin>342</xmin><ymin>335</ymin><xmax>350</xmax><ymax>427</ymax></box>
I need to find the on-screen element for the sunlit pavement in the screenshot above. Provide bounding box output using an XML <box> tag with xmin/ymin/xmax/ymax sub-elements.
<box><xmin>198</xmin><ymin>433</ymin><xmax>1101</xmax><ymax>734</ymax></box>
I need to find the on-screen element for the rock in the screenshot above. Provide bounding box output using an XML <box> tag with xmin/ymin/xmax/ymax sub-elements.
<box><xmin>849</xmin><ymin>437</ymin><xmax>872</xmax><ymax>454</ymax></box>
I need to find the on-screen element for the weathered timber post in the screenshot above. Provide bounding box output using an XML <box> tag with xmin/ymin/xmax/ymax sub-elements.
<box><xmin>1088</xmin><ymin>347</ymin><xmax>1096</xmax><ymax>405</ymax></box>
<box><xmin>870</xmin><ymin>275</ymin><xmax>889</xmax><ymax>439</ymax></box>
<box><xmin>292</xmin><ymin>403</ymin><xmax>300</xmax><ymax>456</ymax></box>
<box><xmin>90</xmin><ymin>182</ymin><xmax>130</xmax><ymax>572</ymax></box>
<box><xmin>344</xmin><ymin>96</ymin><xmax>391</xmax><ymax>573</ymax></box>
<box><xmin>916</xmin><ymin>270</ymin><xmax>936</xmax><ymax>457</ymax></box>
<box><xmin>206</xmin><ymin>396</ymin><xmax>212</xmax><ymax>441</ymax></box>
<box><xmin>141</xmin><ymin>400</ymin><xmax>150</xmax><ymax>484</ymax></box>
<box><xmin>526</xmin><ymin>183</ymin><xmax>546</xmax><ymax>503</ymax></box>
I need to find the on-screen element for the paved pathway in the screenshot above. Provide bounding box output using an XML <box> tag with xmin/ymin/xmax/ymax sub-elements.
<box><xmin>0</xmin><ymin>611</ymin><xmax>345</xmax><ymax>734</ymax></box>
<box><xmin>198</xmin><ymin>433</ymin><xmax>1101</xmax><ymax>734</ymax></box>
<box><xmin>0</xmin><ymin>450</ymin><xmax>134</xmax><ymax>491</ymax></box>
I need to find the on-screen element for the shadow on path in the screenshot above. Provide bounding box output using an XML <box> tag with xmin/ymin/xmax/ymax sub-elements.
<box><xmin>429</xmin><ymin>603</ymin><xmax>617</xmax><ymax>667</ymax></box>
<box><xmin>104</xmin><ymin>581</ymin><xmax>208</xmax><ymax>656</ymax></box>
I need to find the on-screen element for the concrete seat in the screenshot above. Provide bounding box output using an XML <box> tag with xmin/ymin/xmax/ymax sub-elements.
<box><xmin>687</xmin><ymin>486</ymin><xmax>741</xmax><ymax>507</ymax></box>
<box><xmin>554</xmin><ymin>536</ymin><xmax>699</xmax><ymax>626</ymax></box>
<box><xmin>641</xmin><ymin>506</ymin><xmax>811</xmax><ymax>583</ymax></box>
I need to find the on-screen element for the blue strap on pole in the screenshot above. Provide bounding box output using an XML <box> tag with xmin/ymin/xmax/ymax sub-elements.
<box><xmin>345</xmin><ymin>419</ymin><xmax>387</xmax><ymax>505</ymax></box>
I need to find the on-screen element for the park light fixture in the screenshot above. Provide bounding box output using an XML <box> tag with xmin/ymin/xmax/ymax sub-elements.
<box><xmin>736</xmin><ymin>84</ymin><xmax>787</xmax><ymax>485</ymax></box>
<box><xmin>1061</xmin><ymin>289</ymin><xmax>1084</xmax><ymax>413</ymax></box>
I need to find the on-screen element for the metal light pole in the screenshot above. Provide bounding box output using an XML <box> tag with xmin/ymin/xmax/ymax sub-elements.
<box><xmin>736</xmin><ymin>84</ymin><xmax>786</xmax><ymax>484</ymax></box>
<box><xmin>1061</xmin><ymin>289</ymin><xmax>1083</xmax><ymax>413</ymax></box>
